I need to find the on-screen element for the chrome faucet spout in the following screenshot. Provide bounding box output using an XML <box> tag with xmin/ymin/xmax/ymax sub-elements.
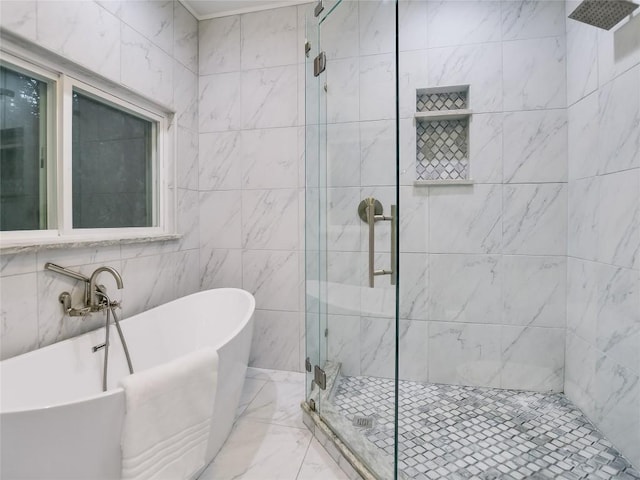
<box><xmin>44</xmin><ymin>262</ymin><xmax>90</xmax><ymax>283</ymax></box>
<box><xmin>88</xmin><ymin>266</ymin><xmax>124</xmax><ymax>310</ymax></box>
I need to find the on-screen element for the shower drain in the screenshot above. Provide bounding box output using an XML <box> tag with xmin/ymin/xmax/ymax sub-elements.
<box><xmin>352</xmin><ymin>415</ymin><xmax>374</xmax><ymax>429</ymax></box>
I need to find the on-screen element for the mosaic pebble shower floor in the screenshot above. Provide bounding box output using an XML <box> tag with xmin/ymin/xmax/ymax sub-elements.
<box><xmin>332</xmin><ymin>376</ymin><xmax>640</xmax><ymax>480</ymax></box>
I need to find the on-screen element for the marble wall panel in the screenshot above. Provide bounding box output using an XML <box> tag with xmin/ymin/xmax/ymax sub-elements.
<box><xmin>37</xmin><ymin>1</ymin><xmax>121</xmax><ymax>82</ymax></box>
<box><xmin>428</xmin><ymin>322</ymin><xmax>502</xmax><ymax>388</ymax></box>
<box><xmin>1</xmin><ymin>0</ymin><xmax>198</xmax><ymax>360</ymax></box>
<box><xmin>501</xmin><ymin>1</ymin><xmax>565</xmax><ymax>41</ymax></box>
<box><xmin>426</xmin><ymin>1</ymin><xmax>502</xmax><ymax>48</ymax></box>
<box><xmin>503</xmin><ymin>36</ymin><xmax>566</xmax><ymax>111</ymax></box>
<box><xmin>502</xmin><ymin>109</ymin><xmax>568</xmax><ymax>183</ymax></box>
<box><xmin>121</xmin><ymin>25</ymin><xmax>174</xmax><ymax>107</ymax></box>
<box><xmin>503</xmin><ymin>184</ymin><xmax>567</xmax><ymax>256</ymax></box>
<box><xmin>241</xmin><ymin>6</ymin><xmax>297</xmax><ymax>70</ymax></box>
<box><xmin>199</xmin><ymin>15</ymin><xmax>240</xmax><ymax>75</ymax></box>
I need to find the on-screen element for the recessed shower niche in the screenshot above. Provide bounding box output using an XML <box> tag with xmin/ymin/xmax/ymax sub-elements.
<box><xmin>415</xmin><ymin>85</ymin><xmax>472</xmax><ymax>185</ymax></box>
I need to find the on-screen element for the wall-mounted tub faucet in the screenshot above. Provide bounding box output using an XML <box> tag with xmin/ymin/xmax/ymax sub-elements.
<box><xmin>45</xmin><ymin>262</ymin><xmax>132</xmax><ymax>390</ymax></box>
<box><xmin>44</xmin><ymin>263</ymin><xmax>124</xmax><ymax>313</ymax></box>
<box><xmin>88</xmin><ymin>266</ymin><xmax>124</xmax><ymax>311</ymax></box>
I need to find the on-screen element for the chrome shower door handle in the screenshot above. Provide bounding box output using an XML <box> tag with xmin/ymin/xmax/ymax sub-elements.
<box><xmin>390</xmin><ymin>204</ymin><xmax>397</xmax><ymax>286</ymax></box>
<box><xmin>359</xmin><ymin>198</ymin><xmax>396</xmax><ymax>288</ymax></box>
<box><xmin>366</xmin><ymin>198</ymin><xmax>376</xmax><ymax>287</ymax></box>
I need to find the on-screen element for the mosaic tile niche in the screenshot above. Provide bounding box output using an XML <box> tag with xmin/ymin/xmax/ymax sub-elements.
<box><xmin>415</xmin><ymin>86</ymin><xmax>472</xmax><ymax>183</ymax></box>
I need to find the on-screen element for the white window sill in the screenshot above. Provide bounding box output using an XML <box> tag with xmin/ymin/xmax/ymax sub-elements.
<box><xmin>0</xmin><ymin>234</ymin><xmax>182</xmax><ymax>255</ymax></box>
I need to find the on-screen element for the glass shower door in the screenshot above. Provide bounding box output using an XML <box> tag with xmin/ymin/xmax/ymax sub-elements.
<box><xmin>304</xmin><ymin>0</ymin><xmax>400</xmax><ymax>477</ymax></box>
<box><xmin>304</xmin><ymin>4</ymin><xmax>324</xmax><ymax>414</ymax></box>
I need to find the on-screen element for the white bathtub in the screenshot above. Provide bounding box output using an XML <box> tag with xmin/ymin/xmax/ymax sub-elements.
<box><xmin>0</xmin><ymin>288</ymin><xmax>255</xmax><ymax>480</ymax></box>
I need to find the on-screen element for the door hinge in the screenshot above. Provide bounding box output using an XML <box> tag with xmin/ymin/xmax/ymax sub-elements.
<box><xmin>314</xmin><ymin>365</ymin><xmax>327</xmax><ymax>390</ymax></box>
<box><xmin>314</xmin><ymin>52</ymin><xmax>326</xmax><ymax>77</ymax></box>
<box><xmin>324</xmin><ymin>328</ymin><xmax>328</xmax><ymax>338</ymax></box>
<box><xmin>305</xmin><ymin>41</ymin><xmax>311</xmax><ymax>58</ymax></box>
<box><xmin>314</xmin><ymin>0</ymin><xmax>324</xmax><ymax>17</ymax></box>
<box><xmin>308</xmin><ymin>398</ymin><xmax>316</xmax><ymax>411</ymax></box>
<box><xmin>305</xmin><ymin>357</ymin><xmax>312</xmax><ymax>372</ymax></box>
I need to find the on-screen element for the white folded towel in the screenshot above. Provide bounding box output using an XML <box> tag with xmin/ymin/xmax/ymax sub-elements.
<box><xmin>119</xmin><ymin>348</ymin><xmax>218</xmax><ymax>480</ymax></box>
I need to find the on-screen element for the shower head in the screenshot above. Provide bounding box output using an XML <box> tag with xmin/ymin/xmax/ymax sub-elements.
<box><xmin>568</xmin><ymin>0</ymin><xmax>639</xmax><ymax>30</ymax></box>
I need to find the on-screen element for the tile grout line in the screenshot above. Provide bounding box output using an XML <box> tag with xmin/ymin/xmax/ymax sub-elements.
<box><xmin>236</xmin><ymin>379</ymin><xmax>268</xmax><ymax>418</ymax></box>
<box><xmin>294</xmin><ymin>434</ymin><xmax>315</xmax><ymax>480</ymax></box>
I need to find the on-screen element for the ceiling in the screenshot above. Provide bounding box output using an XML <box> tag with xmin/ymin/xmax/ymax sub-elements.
<box><xmin>181</xmin><ymin>0</ymin><xmax>312</xmax><ymax>20</ymax></box>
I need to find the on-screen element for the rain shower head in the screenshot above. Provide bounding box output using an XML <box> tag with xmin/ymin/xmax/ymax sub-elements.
<box><xmin>568</xmin><ymin>0</ymin><xmax>639</xmax><ymax>30</ymax></box>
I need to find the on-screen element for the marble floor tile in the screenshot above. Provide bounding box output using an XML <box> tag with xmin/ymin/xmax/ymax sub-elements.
<box><xmin>242</xmin><ymin>374</ymin><xmax>307</xmax><ymax>429</ymax></box>
<box><xmin>297</xmin><ymin>439</ymin><xmax>350</xmax><ymax>480</ymax></box>
<box><xmin>236</xmin><ymin>378</ymin><xmax>267</xmax><ymax>418</ymax></box>
<box><xmin>199</xmin><ymin>417</ymin><xmax>311</xmax><ymax>480</ymax></box>
<box><xmin>199</xmin><ymin>368</ymin><xmax>346</xmax><ymax>480</ymax></box>
<box><xmin>246</xmin><ymin>367</ymin><xmax>306</xmax><ymax>384</ymax></box>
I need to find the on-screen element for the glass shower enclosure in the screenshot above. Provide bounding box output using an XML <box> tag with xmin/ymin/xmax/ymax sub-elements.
<box><xmin>305</xmin><ymin>0</ymin><xmax>400</xmax><ymax>476</ymax></box>
<box><xmin>304</xmin><ymin>1</ymin><xmax>640</xmax><ymax>479</ymax></box>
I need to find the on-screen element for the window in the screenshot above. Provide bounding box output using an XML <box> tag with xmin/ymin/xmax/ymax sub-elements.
<box><xmin>0</xmin><ymin>64</ymin><xmax>53</xmax><ymax>231</ymax></box>
<box><xmin>0</xmin><ymin>51</ymin><xmax>175</xmax><ymax>248</ymax></box>
<box><xmin>72</xmin><ymin>90</ymin><xmax>155</xmax><ymax>229</ymax></box>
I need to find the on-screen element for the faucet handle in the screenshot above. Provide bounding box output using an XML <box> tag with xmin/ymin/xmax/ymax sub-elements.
<box><xmin>94</xmin><ymin>284</ymin><xmax>120</xmax><ymax>309</ymax></box>
<box><xmin>59</xmin><ymin>291</ymin><xmax>93</xmax><ymax>317</ymax></box>
<box><xmin>59</xmin><ymin>292</ymin><xmax>72</xmax><ymax>312</ymax></box>
<box><xmin>69</xmin><ymin>306</ymin><xmax>92</xmax><ymax>318</ymax></box>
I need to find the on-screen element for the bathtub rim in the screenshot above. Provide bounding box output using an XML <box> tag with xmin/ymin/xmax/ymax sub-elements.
<box><xmin>0</xmin><ymin>288</ymin><xmax>256</xmax><ymax>415</ymax></box>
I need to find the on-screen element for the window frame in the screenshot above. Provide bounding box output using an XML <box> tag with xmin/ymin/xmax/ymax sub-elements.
<box><xmin>0</xmin><ymin>48</ymin><xmax>177</xmax><ymax>250</ymax></box>
<box><xmin>64</xmin><ymin>78</ymin><xmax>164</xmax><ymax>235</ymax></box>
<box><xmin>0</xmin><ymin>53</ymin><xmax>59</xmax><ymax>238</ymax></box>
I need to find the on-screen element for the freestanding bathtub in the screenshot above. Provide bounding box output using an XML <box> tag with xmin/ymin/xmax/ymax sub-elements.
<box><xmin>0</xmin><ymin>288</ymin><xmax>255</xmax><ymax>480</ymax></box>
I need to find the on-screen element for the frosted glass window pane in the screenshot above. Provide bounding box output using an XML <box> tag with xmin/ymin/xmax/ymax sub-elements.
<box><xmin>72</xmin><ymin>91</ymin><xmax>155</xmax><ymax>228</ymax></box>
<box><xmin>0</xmin><ymin>65</ymin><xmax>48</xmax><ymax>231</ymax></box>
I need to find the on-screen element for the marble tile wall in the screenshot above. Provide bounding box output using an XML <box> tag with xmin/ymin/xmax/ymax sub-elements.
<box><xmin>2</xmin><ymin>2</ymin><xmax>637</xmax><ymax>467</ymax></box>
<box><xmin>564</xmin><ymin>0</ymin><xmax>640</xmax><ymax>467</ymax></box>
<box><xmin>324</xmin><ymin>0</ymin><xmax>568</xmax><ymax>394</ymax></box>
<box><xmin>0</xmin><ymin>1</ymin><xmax>199</xmax><ymax>360</ymax></box>
<box><xmin>198</xmin><ymin>5</ymin><xmax>304</xmax><ymax>372</ymax></box>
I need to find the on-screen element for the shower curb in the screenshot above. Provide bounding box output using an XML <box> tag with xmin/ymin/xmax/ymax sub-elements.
<box><xmin>303</xmin><ymin>362</ymin><xmax>400</xmax><ymax>479</ymax></box>
<box><xmin>301</xmin><ymin>401</ymin><xmax>374</xmax><ymax>480</ymax></box>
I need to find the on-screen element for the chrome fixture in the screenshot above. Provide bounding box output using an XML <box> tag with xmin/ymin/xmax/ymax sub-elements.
<box><xmin>313</xmin><ymin>51</ymin><xmax>326</xmax><ymax>77</ymax></box>
<box><xmin>45</xmin><ymin>262</ymin><xmax>124</xmax><ymax>313</ymax></box>
<box><xmin>45</xmin><ymin>262</ymin><xmax>133</xmax><ymax>391</ymax></box>
<box><xmin>44</xmin><ymin>262</ymin><xmax>89</xmax><ymax>282</ymax></box>
<box><xmin>45</xmin><ymin>263</ymin><xmax>93</xmax><ymax>315</ymax></box>
<box><xmin>88</xmin><ymin>266</ymin><xmax>124</xmax><ymax>311</ymax></box>
<box><xmin>58</xmin><ymin>291</ymin><xmax>91</xmax><ymax>317</ymax></box>
<box><xmin>314</xmin><ymin>365</ymin><xmax>327</xmax><ymax>390</ymax></box>
<box><xmin>358</xmin><ymin>197</ymin><xmax>397</xmax><ymax>288</ymax></box>
<box><xmin>95</xmin><ymin>289</ymin><xmax>134</xmax><ymax>392</ymax></box>
<box><xmin>352</xmin><ymin>415</ymin><xmax>375</xmax><ymax>429</ymax></box>
<box><xmin>568</xmin><ymin>0</ymin><xmax>638</xmax><ymax>30</ymax></box>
